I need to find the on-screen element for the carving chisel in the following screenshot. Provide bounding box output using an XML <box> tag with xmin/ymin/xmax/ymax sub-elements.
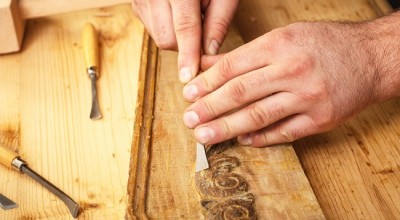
<box><xmin>82</xmin><ymin>22</ymin><xmax>102</xmax><ymax>120</ymax></box>
<box><xmin>195</xmin><ymin>142</ymin><xmax>209</xmax><ymax>172</ymax></box>
<box><xmin>0</xmin><ymin>145</ymin><xmax>80</xmax><ymax>217</ymax></box>
<box><xmin>0</xmin><ymin>194</ymin><xmax>17</xmax><ymax>210</ymax></box>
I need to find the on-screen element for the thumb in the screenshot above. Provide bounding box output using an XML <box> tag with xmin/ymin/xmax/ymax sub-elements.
<box><xmin>202</xmin><ymin>0</ymin><xmax>239</xmax><ymax>55</ymax></box>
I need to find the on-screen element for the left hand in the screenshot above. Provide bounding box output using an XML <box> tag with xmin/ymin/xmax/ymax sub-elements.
<box><xmin>181</xmin><ymin>21</ymin><xmax>385</xmax><ymax>147</ymax></box>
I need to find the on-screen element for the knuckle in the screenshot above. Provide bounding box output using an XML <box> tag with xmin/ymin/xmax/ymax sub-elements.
<box><xmin>208</xmin><ymin>18</ymin><xmax>230</xmax><ymax>38</ymax></box>
<box><xmin>313</xmin><ymin>110</ymin><xmax>335</xmax><ymax>130</ymax></box>
<box><xmin>280</xmin><ymin>127</ymin><xmax>295</xmax><ymax>142</ymax></box>
<box><xmin>273</xmin><ymin>26</ymin><xmax>295</xmax><ymax>44</ymax></box>
<box><xmin>253</xmin><ymin>103</ymin><xmax>285</xmax><ymax>125</ymax></box>
<box><xmin>247</xmin><ymin>105</ymin><xmax>270</xmax><ymax>128</ymax></box>
<box><xmin>218</xmin><ymin>55</ymin><xmax>235</xmax><ymax>80</ymax></box>
<box><xmin>301</xmin><ymin>82</ymin><xmax>329</xmax><ymax>104</ymax></box>
<box><xmin>286</xmin><ymin>54</ymin><xmax>316</xmax><ymax>78</ymax></box>
<box><xmin>227</xmin><ymin>80</ymin><xmax>247</xmax><ymax>104</ymax></box>
<box><xmin>199</xmin><ymin>98</ymin><xmax>217</xmax><ymax>118</ymax></box>
<box><xmin>219</xmin><ymin>118</ymin><xmax>233</xmax><ymax>140</ymax></box>
<box><xmin>174</xmin><ymin>16</ymin><xmax>199</xmax><ymax>35</ymax></box>
<box><xmin>199</xmin><ymin>75</ymin><xmax>215</xmax><ymax>92</ymax></box>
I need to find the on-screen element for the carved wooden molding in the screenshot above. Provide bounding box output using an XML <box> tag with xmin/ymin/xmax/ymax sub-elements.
<box><xmin>195</xmin><ymin>141</ymin><xmax>257</xmax><ymax>219</ymax></box>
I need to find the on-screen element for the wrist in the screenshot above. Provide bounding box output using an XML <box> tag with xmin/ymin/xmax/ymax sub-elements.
<box><xmin>365</xmin><ymin>12</ymin><xmax>400</xmax><ymax>101</ymax></box>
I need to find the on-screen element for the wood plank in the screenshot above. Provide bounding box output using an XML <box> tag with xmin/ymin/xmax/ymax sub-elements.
<box><xmin>127</xmin><ymin>26</ymin><xmax>325</xmax><ymax>218</ymax></box>
<box><xmin>0</xmin><ymin>0</ymin><xmax>25</xmax><ymax>53</ymax></box>
<box><xmin>0</xmin><ymin>4</ymin><xmax>144</xmax><ymax>218</ymax></box>
<box><xmin>234</xmin><ymin>0</ymin><xmax>400</xmax><ymax>219</ymax></box>
<box><xmin>19</xmin><ymin>0</ymin><xmax>131</xmax><ymax>19</ymax></box>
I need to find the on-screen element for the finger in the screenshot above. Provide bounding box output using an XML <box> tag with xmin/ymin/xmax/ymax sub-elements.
<box><xmin>238</xmin><ymin>114</ymin><xmax>319</xmax><ymax>147</ymax></box>
<box><xmin>191</xmin><ymin>92</ymin><xmax>306</xmax><ymax>145</ymax></box>
<box><xmin>200</xmin><ymin>54</ymin><xmax>224</xmax><ymax>71</ymax></box>
<box><xmin>183</xmin><ymin>65</ymin><xmax>282</xmax><ymax>125</ymax></box>
<box><xmin>184</xmin><ymin>36</ymin><xmax>274</xmax><ymax>99</ymax></box>
<box><xmin>147</xmin><ymin>0</ymin><xmax>177</xmax><ymax>50</ymax></box>
<box><xmin>202</xmin><ymin>0</ymin><xmax>239</xmax><ymax>55</ymax></box>
<box><xmin>131</xmin><ymin>0</ymin><xmax>153</xmax><ymax>37</ymax></box>
<box><xmin>170</xmin><ymin>0</ymin><xmax>202</xmax><ymax>83</ymax></box>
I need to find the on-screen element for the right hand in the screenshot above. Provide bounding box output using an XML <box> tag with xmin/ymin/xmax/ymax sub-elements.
<box><xmin>131</xmin><ymin>0</ymin><xmax>239</xmax><ymax>83</ymax></box>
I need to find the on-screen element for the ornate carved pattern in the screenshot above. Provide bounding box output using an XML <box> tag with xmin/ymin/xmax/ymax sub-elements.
<box><xmin>195</xmin><ymin>141</ymin><xmax>256</xmax><ymax>219</ymax></box>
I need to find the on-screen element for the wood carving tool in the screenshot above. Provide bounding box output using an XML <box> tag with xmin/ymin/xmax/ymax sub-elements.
<box><xmin>0</xmin><ymin>144</ymin><xmax>80</xmax><ymax>217</ymax></box>
<box><xmin>0</xmin><ymin>193</ymin><xmax>17</xmax><ymax>210</ymax></box>
<box><xmin>195</xmin><ymin>142</ymin><xmax>209</xmax><ymax>172</ymax></box>
<box><xmin>82</xmin><ymin>22</ymin><xmax>102</xmax><ymax>120</ymax></box>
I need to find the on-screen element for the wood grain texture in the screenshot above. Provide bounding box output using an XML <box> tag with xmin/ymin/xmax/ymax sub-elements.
<box><xmin>127</xmin><ymin>26</ymin><xmax>325</xmax><ymax>219</ymax></box>
<box><xmin>0</xmin><ymin>4</ymin><xmax>144</xmax><ymax>218</ymax></box>
<box><xmin>234</xmin><ymin>0</ymin><xmax>400</xmax><ymax>219</ymax></box>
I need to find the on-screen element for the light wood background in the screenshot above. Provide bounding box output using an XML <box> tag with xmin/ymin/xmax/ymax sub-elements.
<box><xmin>0</xmin><ymin>5</ymin><xmax>144</xmax><ymax>218</ymax></box>
<box><xmin>234</xmin><ymin>0</ymin><xmax>400</xmax><ymax>219</ymax></box>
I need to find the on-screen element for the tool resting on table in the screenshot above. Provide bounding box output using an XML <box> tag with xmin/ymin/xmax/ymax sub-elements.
<box><xmin>82</xmin><ymin>22</ymin><xmax>102</xmax><ymax>120</ymax></box>
<box><xmin>0</xmin><ymin>144</ymin><xmax>80</xmax><ymax>217</ymax></box>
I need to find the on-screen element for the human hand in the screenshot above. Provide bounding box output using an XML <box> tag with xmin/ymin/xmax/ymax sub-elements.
<box><xmin>182</xmin><ymin>21</ymin><xmax>388</xmax><ymax>147</ymax></box>
<box><xmin>131</xmin><ymin>0</ymin><xmax>239</xmax><ymax>83</ymax></box>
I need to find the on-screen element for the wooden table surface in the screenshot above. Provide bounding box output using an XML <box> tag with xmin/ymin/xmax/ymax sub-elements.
<box><xmin>0</xmin><ymin>5</ymin><xmax>144</xmax><ymax>218</ymax></box>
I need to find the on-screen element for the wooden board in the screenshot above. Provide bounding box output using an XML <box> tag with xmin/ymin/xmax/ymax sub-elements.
<box><xmin>234</xmin><ymin>0</ymin><xmax>400</xmax><ymax>219</ymax></box>
<box><xmin>0</xmin><ymin>4</ymin><xmax>144</xmax><ymax>218</ymax></box>
<box><xmin>126</xmin><ymin>26</ymin><xmax>325</xmax><ymax>218</ymax></box>
<box><xmin>19</xmin><ymin>0</ymin><xmax>131</xmax><ymax>19</ymax></box>
<box><xmin>0</xmin><ymin>0</ymin><xmax>25</xmax><ymax>54</ymax></box>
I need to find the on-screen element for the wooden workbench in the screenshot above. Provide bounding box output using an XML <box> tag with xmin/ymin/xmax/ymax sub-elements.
<box><xmin>0</xmin><ymin>0</ymin><xmax>399</xmax><ymax>219</ymax></box>
<box><xmin>0</xmin><ymin>5</ymin><xmax>144</xmax><ymax>218</ymax></box>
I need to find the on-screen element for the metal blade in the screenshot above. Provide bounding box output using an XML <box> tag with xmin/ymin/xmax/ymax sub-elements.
<box><xmin>0</xmin><ymin>194</ymin><xmax>17</xmax><ymax>210</ymax></box>
<box><xmin>195</xmin><ymin>142</ymin><xmax>209</xmax><ymax>172</ymax></box>
<box><xmin>21</xmin><ymin>165</ymin><xmax>80</xmax><ymax>218</ymax></box>
<box><xmin>89</xmin><ymin>74</ymin><xmax>102</xmax><ymax>120</ymax></box>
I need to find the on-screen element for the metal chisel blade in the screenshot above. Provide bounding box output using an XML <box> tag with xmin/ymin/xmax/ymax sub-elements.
<box><xmin>195</xmin><ymin>142</ymin><xmax>209</xmax><ymax>172</ymax></box>
<box><xmin>0</xmin><ymin>194</ymin><xmax>17</xmax><ymax>210</ymax></box>
<box><xmin>21</xmin><ymin>165</ymin><xmax>80</xmax><ymax>217</ymax></box>
<box><xmin>89</xmin><ymin>74</ymin><xmax>102</xmax><ymax>120</ymax></box>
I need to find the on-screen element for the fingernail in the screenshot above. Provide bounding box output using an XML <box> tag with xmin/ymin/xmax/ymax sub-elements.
<box><xmin>208</xmin><ymin>39</ymin><xmax>219</xmax><ymax>55</ymax></box>
<box><xmin>238</xmin><ymin>134</ymin><xmax>253</xmax><ymax>146</ymax></box>
<box><xmin>183</xmin><ymin>111</ymin><xmax>200</xmax><ymax>128</ymax></box>
<box><xmin>195</xmin><ymin>127</ymin><xmax>215</xmax><ymax>144</ymax></box>
<box><xmin>183</xmin><ymin>84</ymin><xmax>198</xmax><ymax>101</ymax></box>
<box><xmin>179</xmin><ymin>67</ymin><xmax>193</xmax><ymax>83</ymax></box>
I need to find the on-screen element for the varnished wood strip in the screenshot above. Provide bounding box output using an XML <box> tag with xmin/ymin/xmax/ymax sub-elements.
<box><xmin>126</xmin><ymin>32</ymin><xmax>158</xmax><ymax>219</ymax></box>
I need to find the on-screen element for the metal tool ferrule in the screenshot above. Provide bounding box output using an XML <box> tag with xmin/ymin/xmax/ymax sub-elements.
<box><xmin>11</xmin><ymin>157</ymin><xmax>27</xmax><ymax>172</ymax></box>
<box><xmin>87</xmin><ymin>66</ymin><xmax>98</xmax><ymax>78</ymax></box>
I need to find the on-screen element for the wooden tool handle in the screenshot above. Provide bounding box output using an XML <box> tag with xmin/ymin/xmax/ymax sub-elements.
<box><xmin>0</xmin><ymin>144</ymin><xmax>18</xmax><ymax>169</ymax></box>
<box><xmin>82</xmin><ymin>23</ymin><xmax>99</xmax><ymax>76</ymax></box>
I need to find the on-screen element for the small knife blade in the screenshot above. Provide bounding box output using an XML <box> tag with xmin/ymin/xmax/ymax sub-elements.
<box><xmin>195</xmin><ymin>142</ymin><xmax>209</xmax><ymax>172</ymax></box>
<box><xmin>0</xmin><ymin>194</ymin><xmax>17</xmax><ymax>210</ymax></box>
